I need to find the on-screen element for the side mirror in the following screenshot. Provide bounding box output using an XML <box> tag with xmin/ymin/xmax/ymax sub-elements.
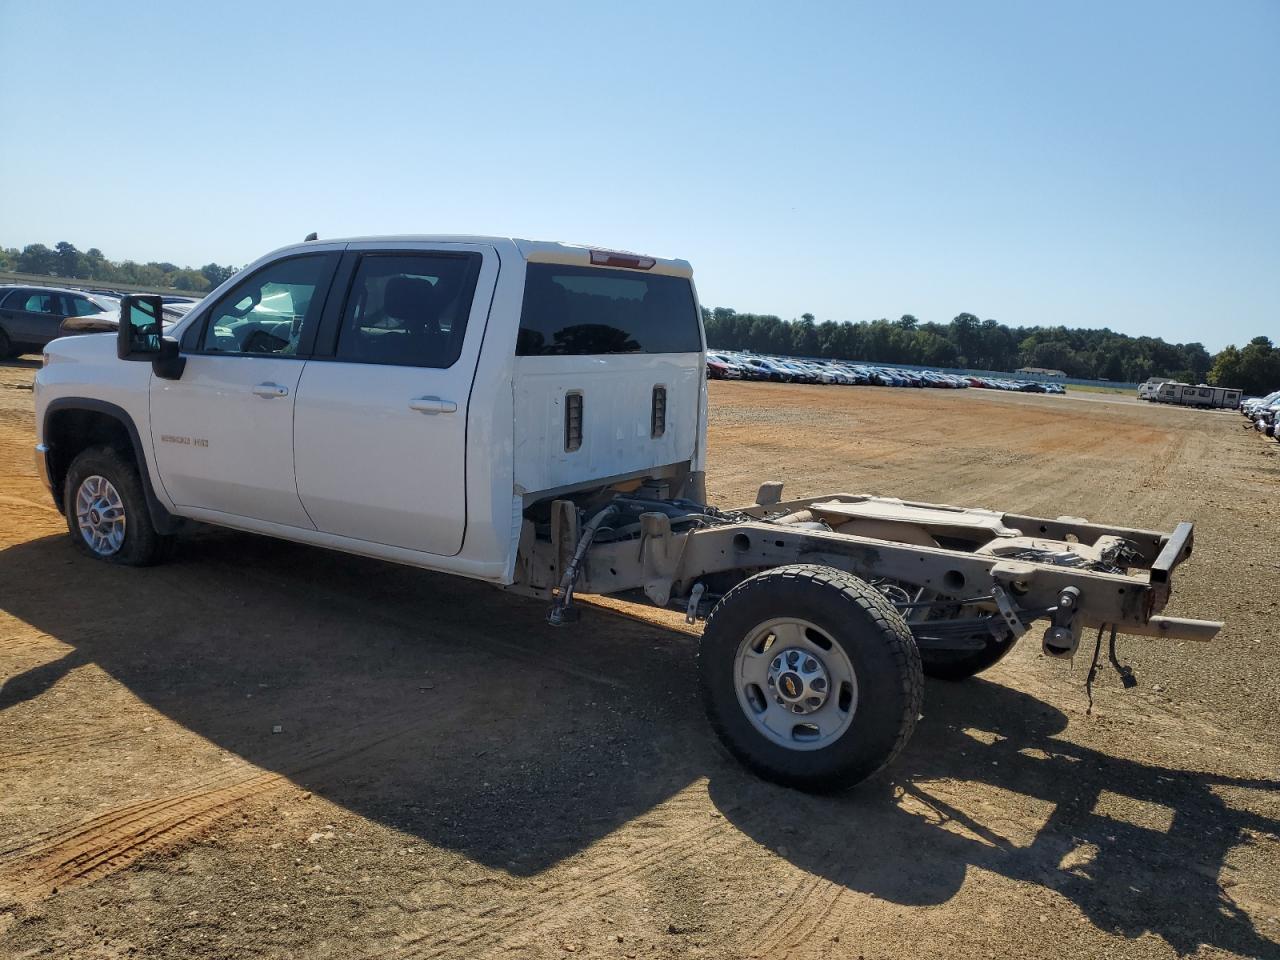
<box><xmin>118</xmin><ymin>295</ymin><xmax>185</xmax><ymax>380</ymax></box>
<box><xmin>118</xmin><ymin>295</ymin><xmax>164</xmax><ymax>360</ymax></box>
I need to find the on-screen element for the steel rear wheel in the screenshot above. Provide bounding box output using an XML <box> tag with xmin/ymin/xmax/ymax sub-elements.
<box><xmin>699</xmin><ymin>564</ymin><xmax>923</xmax><ymax>792</ymax></box>
<box><xmin>734</xmin><ymin>617</ymin><xmax>858</xmax><ymax>751</ymax></box>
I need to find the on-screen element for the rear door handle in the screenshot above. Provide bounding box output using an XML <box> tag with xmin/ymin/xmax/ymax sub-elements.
<box><xmin>252</xmin><ymin>382</ymin><xmax>289</xmax><ymax>398</ymax></box>
<box><xmin>409</xmin><ymin>396</ymin><xmax>457</xmax><ymax>415</ymax></box>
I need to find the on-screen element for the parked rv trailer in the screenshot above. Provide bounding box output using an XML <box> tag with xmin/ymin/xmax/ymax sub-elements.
<box><xmin>1138</xmin><ymin>377</ymin><xmax>1168</xmax><ymax>400</ymax></box>
<box><xmin>1180</xmin><ymin>385</ymin><xmax>1215</xmax><ymax>408</ymax></box>
<box><xmin>1213</xmin><ymin>387</ymin><xmax>1242</xmax><ymax>409</ymax></box>
<box><xmin>1152</xmin><ymin>381</ymin><xmax>1241</xmax><ymax>409</ymax></box>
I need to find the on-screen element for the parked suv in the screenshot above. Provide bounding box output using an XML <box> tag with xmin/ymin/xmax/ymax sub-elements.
<box><xmin>0</xmin><ymin>286</ymin><xmax>118</xmax><ymax>357</ymax></box>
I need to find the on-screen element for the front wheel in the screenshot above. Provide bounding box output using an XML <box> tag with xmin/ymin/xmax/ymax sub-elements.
<box><xmin>64</xmin><ymin>446</ymin><xmax>173</xmax><ymax>566</ymax></box>
<box><xmin>699</xmin><ymin>564</ymin><xmax>923</xmax><ymax>792</ymax></box>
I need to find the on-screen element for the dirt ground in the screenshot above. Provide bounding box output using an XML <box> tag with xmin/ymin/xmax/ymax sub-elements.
<box><xmin>0</xmin><ymin>360</ymin><xmax>1277</xmax><ymax>960</ymax></box>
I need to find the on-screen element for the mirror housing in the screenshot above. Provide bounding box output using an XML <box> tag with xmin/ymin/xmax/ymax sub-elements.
<box><xmin>117</xmin><ymin>295</ymin><xmax>186</xmax><ymax>380</ymax></box>
<box><xmin>117</xmin><ymin>295</ymin><xmax>164</xmax><ymax>360</ymax></box>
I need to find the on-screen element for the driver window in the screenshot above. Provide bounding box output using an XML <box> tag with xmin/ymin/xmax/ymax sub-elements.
<box><xmin>200</xmin><ymin>255</ymin><xmax>332</xmax><ymax>356</ymax></box>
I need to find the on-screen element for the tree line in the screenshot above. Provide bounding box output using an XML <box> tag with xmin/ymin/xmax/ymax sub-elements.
<box><xmin>0</xmin><ymin>241</ymin><xmax>238</xmax><ymax>293</ymax></box>
<box><xmin>703</xmin><ymin>307</ymin><xmax>1278</xmax><ymax>392</ymax></box>
<box><xmin>1206</xmin><ymin>337</ymin><xmax>1280</xmax><ymax>396</ymax></box>
<box><xmin>4</xmin><ymin>240</ymin><xmax>1276</xmax><ymax>394</ymax></box>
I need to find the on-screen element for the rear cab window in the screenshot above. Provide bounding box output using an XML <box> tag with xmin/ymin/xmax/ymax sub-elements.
<box><xmin>517</xmin><ymin>264</ymin><xmax>702</xmax><ymax>356</ymax></box>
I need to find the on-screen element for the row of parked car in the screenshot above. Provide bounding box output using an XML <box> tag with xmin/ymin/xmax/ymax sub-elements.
<box><xmin>1241</xmin><ymin>390</ymin><xmax>1280</xmax><ymax>439</ymax></box>
<box><xmin>0</xmin><ymin>284</ymin><xmax>197</xmax><ymax>357</ymax></box>
<box><xmin>706</xmin><ymin>351</ymin><xmax>1067</xmax><ymax>393</ymax></box>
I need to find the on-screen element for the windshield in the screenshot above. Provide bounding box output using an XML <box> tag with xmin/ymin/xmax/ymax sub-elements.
<box><xmin>517</xmin><ymin>264</ymin><xmax>702</xmax><ymax>356</ymax></box>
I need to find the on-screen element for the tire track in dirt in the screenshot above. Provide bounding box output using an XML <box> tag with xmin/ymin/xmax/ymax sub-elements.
<box><xmin>0</xmin><ymin>633</ymin><xmax>68</xmax><ymax>656</ymax></box>
<box><xmin>384</xmin><ymin>794</ymin><xmax>745</xmax><ymax>959</ymax></box>
<box><xmin>403</xmin><ymin>808</ymin><xmax>846</xmax><ymax>960</ymax></box>
<box><xmin>755</xmin><ymin>876</ymin><xmax>850</xmax><ymax>959</ymax></box>
<box><xmin>0</xmin><ymin>731</ymin><xmax>146</xmax><ymax>768</ymax></box>
<box><xmin>0</xmin><ymin>771</ymin><xmax>288</xmax><ymax>900</ymax></box>
<box><xmin>0</xmin><ymin>700</ymin><xmax>461</xmax><ymax>903</ymax></box>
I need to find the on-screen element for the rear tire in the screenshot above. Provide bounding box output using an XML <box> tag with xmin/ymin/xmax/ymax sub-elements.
<box><xmin>64</xmin><ymin>446</ymin><xmax>173</xmax><ymax>566</ymax></box>
<box><xmin>919</xmin><ymin>636</ymin><xmax>1015</xmax><ymax>680</ymax></box>
<box><xmin>699</xmin><ymin>564</ymin><xmax>923</xmax><ymax>792</ymax></box>
<box><xmin>0</xmin><ymin>326</ymin><xmax>14</xmax><ymax>358</ymax></box>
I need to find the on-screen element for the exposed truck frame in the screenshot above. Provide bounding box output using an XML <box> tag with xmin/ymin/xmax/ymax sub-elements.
<box><xmin>507</xmin><ymin>482</ymin><xmax>1220</xmax><ymax>789</ymax></box>
<box><xmin>519</xmin><ymin>489</ymin><xmax>1213</xmax><ymax>641</ymax></box>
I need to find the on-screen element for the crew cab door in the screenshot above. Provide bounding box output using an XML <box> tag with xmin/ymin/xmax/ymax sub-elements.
<box><xmin>149</xmin><ymin>251</ymin><xmax>341</xmax><ymax>527</ymax></box>
<box><xmin>292</xmin><ymin>243</ymin><xmax>498</xmax><ymax>556</ymax></box>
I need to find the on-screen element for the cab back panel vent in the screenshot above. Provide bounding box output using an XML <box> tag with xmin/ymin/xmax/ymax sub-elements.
<box><xmin>565</xmin><ymin>391</ymin><xmax>583</xmax><ymax>452</ymax></box>
<box><xmin>651</xmin><ymin>385</ymin><xmax>667</xmax><ymax>438</ymax></box>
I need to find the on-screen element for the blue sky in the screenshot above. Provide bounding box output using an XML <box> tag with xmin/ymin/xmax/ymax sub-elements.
<box><xmin>2</xmin><ymin>1</ymin><xmax>1276</xmax><ymax>350</ymax></box>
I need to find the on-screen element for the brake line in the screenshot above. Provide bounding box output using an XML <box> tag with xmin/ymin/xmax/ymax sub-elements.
<box><xmin>547</xmin><ymin>504</ymin><xmax>618</xmax><ymax>626</ymax></box>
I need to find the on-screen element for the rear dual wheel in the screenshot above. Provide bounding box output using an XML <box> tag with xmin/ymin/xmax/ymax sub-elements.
<box><xmin>918</xmin><ymin>633</ymin><xmax>1015</xmax><ymax>680</ymax></box>
<box><xmin>699</xmin><ymin>564</ymin><xmax>923</xmax><ymax>792</ymax></box>
<box><xmin>868</xmin><ymin>579</ymin><xmax>1017</xmax><ymax>681</ymax></box>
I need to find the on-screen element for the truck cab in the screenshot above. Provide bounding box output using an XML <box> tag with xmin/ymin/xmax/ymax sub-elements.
<box><xmin>34</xmin><ymin>237</ymin><xmax>707</xmax><ymax>582</ymax></box>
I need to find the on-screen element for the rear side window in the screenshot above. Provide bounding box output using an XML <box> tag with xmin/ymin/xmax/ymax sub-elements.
<box><xmin>20</xmin><ymin>292</ymin><xmax>56</xmax><ymax>314</ymax></box>
<box><xmin>517</xmin><ymin>264</ymin><xmax>701</xmax><ymax>356</ymax></box>
<box><xmin>335</xmin><ymin>253</ymin><xmax>481</xmax><ymax>368</ymax></box>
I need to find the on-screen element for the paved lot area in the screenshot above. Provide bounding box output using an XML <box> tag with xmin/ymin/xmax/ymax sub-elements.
<box><xmin>1</xmin><ymin>361</ymin><xmax>1276</xmax><ymax>959</ymax></box>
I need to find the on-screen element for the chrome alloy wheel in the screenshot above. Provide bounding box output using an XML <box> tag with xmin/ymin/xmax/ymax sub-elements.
<box><xmin>733</xmin><ymin>618</ymin><xmax>858</xmax><ymax>751</ymax></box>
<box><xmin>75</xmin><ymin>474</ymin><xmax>127</xmax><ymax>556</ymax></box>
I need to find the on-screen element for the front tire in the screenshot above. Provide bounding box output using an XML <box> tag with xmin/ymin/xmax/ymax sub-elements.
<box><xmin>0</xmin><ymin>326</ymin><xmax>14</xmax><ymax>358</ymax></box>
<box><xmin>699</xmin><ymin>564</ymin><xmax>923</xmax><ymax>792</ymax></box>
<box><xmin>64</xmin><ymin>446</ymin><xmax>172</xmax><ymax>566</ymax></box>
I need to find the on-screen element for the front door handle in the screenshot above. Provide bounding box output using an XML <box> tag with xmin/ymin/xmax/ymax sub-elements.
<box><xmin>408</xmin><ymin>396</ymin><xmax>458</xmax><ymax>415</ymax></box>
<box><xmin>252</xmin><ymin>382</ymin><xmax>289</xmax><ymax>398</ymax></box>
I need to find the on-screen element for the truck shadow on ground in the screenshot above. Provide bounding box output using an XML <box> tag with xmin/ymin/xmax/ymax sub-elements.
<box><xmin>709</xmin><ymin>685</ymin><xmax>1280</xmax><ymax>957</ymax></box>
<box><xmin>0</xmin><ymin>530</ymin><xmax>1275</xmax><ymax>957</ymax></box>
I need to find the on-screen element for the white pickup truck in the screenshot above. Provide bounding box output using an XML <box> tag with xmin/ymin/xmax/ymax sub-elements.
<box><xmin>33</xmin><ymin>235</ymin><xmax>1221</xmax><ymax>790</ymax></box>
